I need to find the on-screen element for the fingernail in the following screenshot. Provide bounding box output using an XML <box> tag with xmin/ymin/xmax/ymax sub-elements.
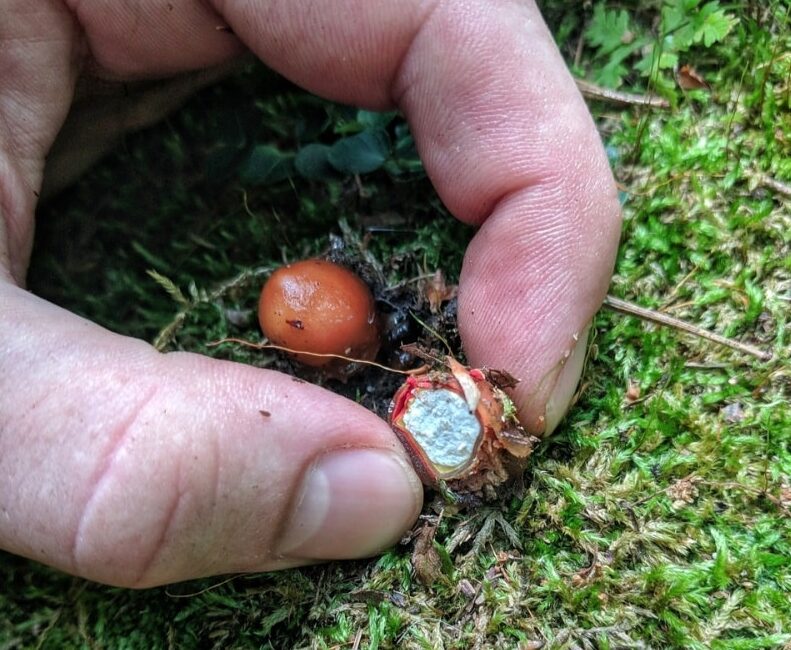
<box><xmin>278</xmin><ymin>449</ymin><xmax>423</xmax><ymax>560</ymax></box>
<box><xmin>544</xmin><ymin>324</ymin><xmax>591</xmax><ymax>434</ymax></box>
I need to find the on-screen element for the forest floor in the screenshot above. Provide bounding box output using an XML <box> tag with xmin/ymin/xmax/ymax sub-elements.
<box><xmin>2</xmin><ymin>2</ymin><xmax>789</xmax><ymax>649</ymax></box>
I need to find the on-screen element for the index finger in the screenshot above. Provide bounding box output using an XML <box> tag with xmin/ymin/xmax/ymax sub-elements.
<box><xmin>67</xmin><ymin>0</ymin><xmax>622</xmax><ymax>431</ymax></box>
<box><xmin>208</xmin><ymin>0</ymin><xmax>621</xmax><ymax>432</ymax></box>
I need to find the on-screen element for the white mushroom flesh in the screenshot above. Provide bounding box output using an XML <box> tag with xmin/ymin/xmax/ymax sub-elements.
<box><xmin>401</xmin><ymin>388</ymin><xmax>482</xmax><ymax>473</ymax></box>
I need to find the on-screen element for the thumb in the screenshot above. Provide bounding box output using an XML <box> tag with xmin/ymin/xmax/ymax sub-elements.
<box><xmin>0</xmin><ymin>282</ymin><xmax>422</xmax><ymax>587</ymax></box>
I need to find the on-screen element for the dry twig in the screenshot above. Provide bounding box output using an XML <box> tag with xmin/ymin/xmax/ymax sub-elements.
<box><xmin>755</xmin><ymin>173</ymin><xmax>791</xmax><ymax>198</ymax></box>
<box><xmin>575</xmin><ymin>78</ymin><xmax>670</xmax><ymax>109</ymax></box>
<box><xmin>603</xmin><ymin>295</ymin><xmax>773</xmax><ymax>361</ymax></box>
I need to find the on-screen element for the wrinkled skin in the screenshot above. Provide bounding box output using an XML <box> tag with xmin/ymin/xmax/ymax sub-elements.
<box><xmin>0</xmin><ymin>0</ymin><xmax>621</xmax><ymax>587</ymax></box>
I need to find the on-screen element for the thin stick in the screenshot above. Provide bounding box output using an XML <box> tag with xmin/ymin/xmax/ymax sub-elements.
<box><xmin>602</xmin><ymin>295</ymin><xmax>773</xmax><ymax>361</ymax></box>
<box><xmin>756</xmin><ymin>173</ymin><xmax>791</xmax><ymax>198</ymax></box>
<box><xmin>165</xmin><ymin>574</ymin><xmax>240</xmax><ymax>598</ymax></box>
<box><xmin>351</xmin><ymin>629</ymin><xmax>364</xmax><ymax>650</ymax></box>
<box><xmin>207</xmin><ymin>337</ymin><xmax>428</xmax><ymax>375</ymax></box>
<box><xmin>575</xmin><ymin>78</ymin><xmax>670</xmax><ymax>109</ymax></box>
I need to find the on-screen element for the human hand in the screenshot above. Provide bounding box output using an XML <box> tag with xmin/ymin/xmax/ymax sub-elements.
<box><xmin>0</xmin><ymin>0</ymin><xmax>620</xmax><ymax>587</ymax></box>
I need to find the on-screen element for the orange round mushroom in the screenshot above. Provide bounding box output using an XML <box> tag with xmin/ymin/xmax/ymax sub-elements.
<box><xmin>258</xmin><ymin>259</ymin><xmax>380</xmax><ymax>371</ymax></box>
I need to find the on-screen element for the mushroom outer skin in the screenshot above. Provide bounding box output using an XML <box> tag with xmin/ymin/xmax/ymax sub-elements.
<box><xmin>389</xmin><ymin>360</ymin><xmax>532</xmax><ymax>491</ymax></box>
<box><xmin>258</xmin><ymin>259</ymin><xmax>380</xmax><ymax>372</ymax></box>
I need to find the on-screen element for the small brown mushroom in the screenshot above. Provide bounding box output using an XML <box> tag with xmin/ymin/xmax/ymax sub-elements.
<box><xmin>258</xmin><ymin>259</ymin><xmax>380</xmax><ymax>373</ymax></box>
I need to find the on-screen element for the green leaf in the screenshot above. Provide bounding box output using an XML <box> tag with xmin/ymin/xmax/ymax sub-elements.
<box><xmin>659</xmin><ymin>51</ymin><xmax>679</xmax><ymax>70</ymax></box>
<box><xmin>393</xmin><ymin>124</ymin><xmax>418</xmax><ymax>159</ymax></box>
<box><xmin>662</xmin><ymin>0</ymin><xmax>701</xmax><ymax>34</ymax></box>
<box><xmin>240</xmin><ymin>145</ymin><xmax>294</xmax><ymax>185</ymax></box>
<box><xmin>388</xmin><ymin>124</ymin><xmax>424</xmax><ymax>176</ymax></box>
<box><xmin>356</xmin><ymin>109</ymin><xmax>398</xmax><ymax>130</ymax></box>
<box><xmin>697</xmin><ymin>5</ymin><xmax>738</xmax><ymax>47</ymax></box>
<box><xmin>294</xmin><ymin>143</ymin><xmax>338</xmax><ymax>181</ymax></box>
<box><xmin>634</xmin><ymin>44</ymin><xmax>679</xmax><ymax>101</ymax></box>
<box><xmin>586</xmin><ymin>4</ymin><xmax>632</xmax><ymax>55</ymax></box>
<box><xmin>328</xmin><ymin>129</ymin><xmax>390</xmax><ymax>174</ymax></box>
<box><xmin>594</xmin><ymin>43</ymin><xmax>639</xmax><ymax>87</ymax></box>
<box><xmin>662</xmin><ymin>0</ymin><xmax>700</xmax><ymax>51</ymax></box>
<box><xmin>294</xmin><ymin>105</ymin><xmax>331</xmax><ymax>143</ymax></box>
<box><xmin>596</xmin><ymin>59</ymin><xmax>629</xmax><ymax>88</ymax></box>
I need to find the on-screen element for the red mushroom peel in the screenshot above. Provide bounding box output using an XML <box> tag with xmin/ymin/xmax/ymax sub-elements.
<box><xmin>389</xmin><ymin>358</ymin><xmax>537</xmax><ymax>492</ymax></box>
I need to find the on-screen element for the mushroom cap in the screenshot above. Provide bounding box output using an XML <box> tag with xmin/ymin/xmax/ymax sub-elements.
<box><xmin>258</xmin><ymin>259</ymin><xmax>380</xmax><ymax>367</ymax></box>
